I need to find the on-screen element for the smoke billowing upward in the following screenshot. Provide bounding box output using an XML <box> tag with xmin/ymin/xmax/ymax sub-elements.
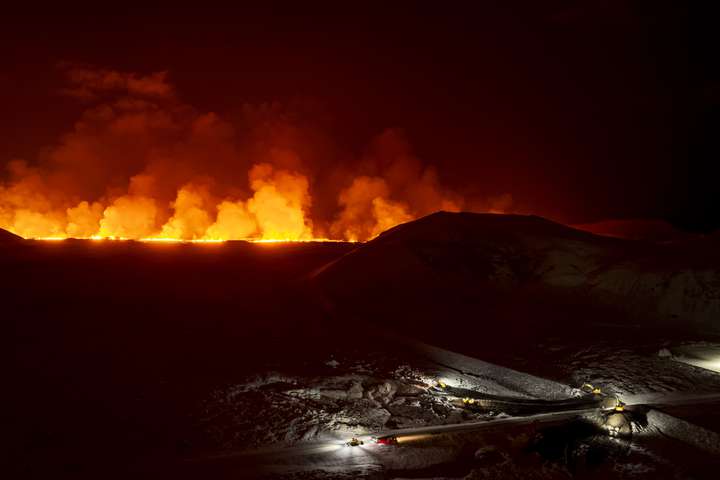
<box><xmin>0</xmin><ymin>65</ymin><xmax>509</xmax><ymax>241</ymax></box>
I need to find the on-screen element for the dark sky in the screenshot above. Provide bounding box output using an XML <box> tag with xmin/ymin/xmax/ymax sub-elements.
<box><xmin>1</xmin><ymin>2</ymin><xmax>706</xmax><ymax>229</ymax></box>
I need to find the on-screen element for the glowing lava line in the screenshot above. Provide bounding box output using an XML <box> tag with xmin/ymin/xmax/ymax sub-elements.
<box><xmin>32</xmin><ymin>236</ymin><xmax>355</xmax><ymax>244</ymax></box>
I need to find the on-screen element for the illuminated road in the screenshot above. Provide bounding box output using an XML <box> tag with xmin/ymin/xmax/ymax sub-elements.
<box><xmin>623</xmin><ymin>391</ymin><xmax>720</xmax><ymax>408</ymax></box>
<box><xmin>433</xmin><ymin>384</ymin><xmax>603</xmax><ymax>413</ymax></box>
<box><xmin>671</xmin><ymin>345</ymin><xmax>720</xmax><ymax>374</ymax></box>
<box><xmin>184</xmin><ymin>407</ymin><xmax>598</xmax><ymax>476</ymax></box>
<box><xmin>183</xmin><ymin>388</ymin><xmax>720</xmax><ymax>477</ymax></box>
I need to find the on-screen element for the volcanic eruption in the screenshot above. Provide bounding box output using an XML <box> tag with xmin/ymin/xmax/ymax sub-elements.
<box><xmin>6</xmin><ymin>4</ymin><xmax>717</xmax><ymax>479</ymax></box>
<box><xmin>0</xmin><ymin>65</ymin><xmax>472</xmax><ymax>243</ymax></box>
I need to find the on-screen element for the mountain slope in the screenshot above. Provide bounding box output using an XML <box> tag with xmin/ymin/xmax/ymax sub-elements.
<box><xmin>312</xmin><ymin>212</ymin><xmax>720</xmax><ymax>343</ymax></box>
<box><xmin>0</xmin><ymin>227</ymin><xmax>22</xmax><ymax>243</ymax></box>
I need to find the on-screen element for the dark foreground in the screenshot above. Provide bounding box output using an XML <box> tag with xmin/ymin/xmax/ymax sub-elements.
<box><xmin>5</xmin><ymin>213</ymin><xmax>720</xmax><ymax>478</ymax></box>
<box><xmin>5</xmin><ymin>239</ymin><xmax>356</xmax><ymax>477</ymax></box>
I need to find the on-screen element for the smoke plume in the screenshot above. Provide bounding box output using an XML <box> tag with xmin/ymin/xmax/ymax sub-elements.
<box><xmin>0</xmin><ymin>65</ymin><xmax>509</xmax><ymax>242</ymax></box>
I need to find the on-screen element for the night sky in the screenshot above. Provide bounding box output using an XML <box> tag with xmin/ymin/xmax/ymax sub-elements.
<box><xmin>1</xmin><ymin>2</ymin><xmax>708</xmax><ymax>230</ymax></box>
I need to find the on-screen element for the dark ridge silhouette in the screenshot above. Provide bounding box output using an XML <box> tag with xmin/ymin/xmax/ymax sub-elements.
<box><xmin>572</xmin><ymin>218</ymin><xmax>697</xmax><ymax>242</ymax></box>
<box><xmin>312</xmin><ymin>212</ymin><xmax>720</xmax><ymax>353</ymax></box>
<box><xmin>0</xmin><ymin>227</ymin><xmax>22</xmax><ymax>243</ymax></box>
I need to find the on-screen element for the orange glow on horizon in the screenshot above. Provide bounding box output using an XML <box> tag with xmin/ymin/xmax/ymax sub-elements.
<box><xmin>31</xmin><ymin>236</ymin><xmax>356</xmax><ymax>244</ymax></box>
<box><xmin>3</xmin><ymin>163</ymin><xmax>413</xmax><ymax>243</ymax></box>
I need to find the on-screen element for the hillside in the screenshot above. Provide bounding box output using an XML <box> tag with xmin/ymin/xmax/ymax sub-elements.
<box><xmin>0</xmin><ymin>227</ymin><xmax>21</xmax><ymax>243</ymax></box>
<box><xmin>312</xmin><ymin>212</ymin><xmax>720</xmax><ymax>346</ymax></box>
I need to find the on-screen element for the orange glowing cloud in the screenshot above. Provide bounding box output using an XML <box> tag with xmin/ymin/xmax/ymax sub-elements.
<box><xmin>0</xmin><ymin>65</ymin><xmax>515</xmax><ymax>243</ymax></box>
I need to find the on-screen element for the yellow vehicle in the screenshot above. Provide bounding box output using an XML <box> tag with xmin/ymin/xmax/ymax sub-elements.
<box><xmin>581</xmin><ymin>383</ymin><xmax>602</xmax><ymax>395</ymax></box>
<box><xmin>345</xmin><ymin>437</ymin><xmax>364</xmax><ymax>447</ymax></box>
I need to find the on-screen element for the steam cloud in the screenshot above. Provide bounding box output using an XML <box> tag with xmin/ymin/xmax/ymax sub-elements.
<box><xmin>0</xmin><ymin>65</ymin><xmax>508</xmax><ymax>241</ymax></box>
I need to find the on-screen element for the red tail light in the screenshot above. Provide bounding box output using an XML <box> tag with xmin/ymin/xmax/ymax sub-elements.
<box><xmin>376</xmin><ymin>436</ymin><xmax>398</xmax><ymax>445</ymax></box>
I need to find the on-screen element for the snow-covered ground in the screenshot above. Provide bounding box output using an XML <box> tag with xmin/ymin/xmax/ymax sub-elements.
<box><xmin>496</xmin><ymin>336</ymin><xmax>720</xmax><ymax>398</ymax></box>
<box><xmin>670</xmin><ymin>343</ymin><xmax>720</xmax><ymax>374</ymax></box>
<box><xmin>194</xmin><ymin>349</ymin><xmax>515</xmax><ymax>452</ymax></box>
<box><xmin>188</xmin><ymin>339</ymin><xmax>720</xmax><ymax>479</ymax></box>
